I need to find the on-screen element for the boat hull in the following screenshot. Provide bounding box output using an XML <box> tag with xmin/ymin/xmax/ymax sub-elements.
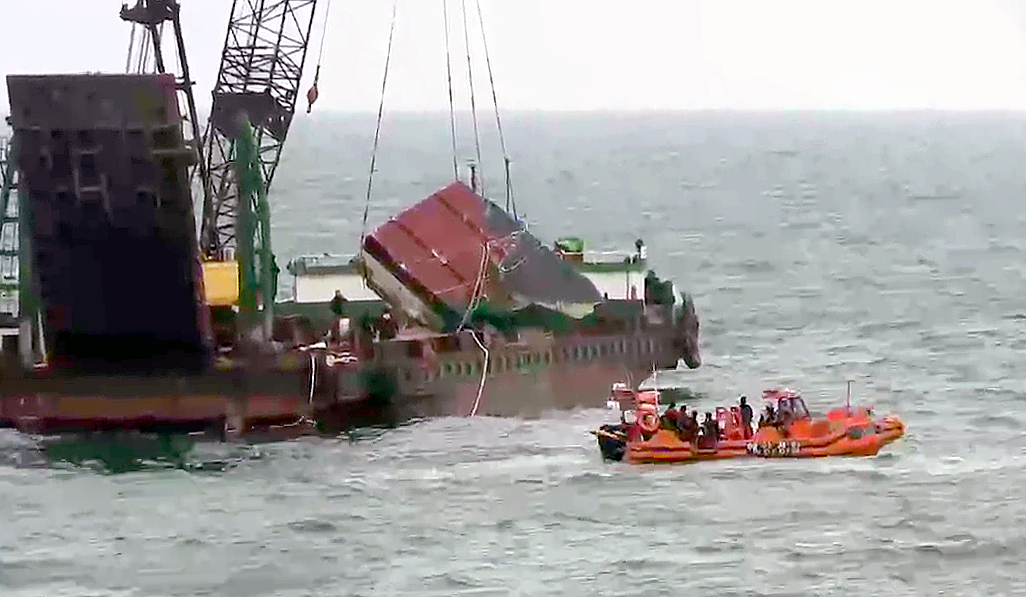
<box><xmin>0</xmin><ymin>355</ymin><xmax>316</xmax><ymax>436</ymax></box>
<box><xmin>610</xmin><ymin>416</ymin><xmax>906</xmax><ymax>465</ymax></box>
<box><xmin>314</xmin><ymin>358</ymin><xmax>668</xmax><ymax>432</ymax></box>
<box><xmin>316</xmin><ymin>325</ymin><xmax>686</xmax><ymax>429</ymax></box>
<box><xmin>2</xmin><ymin>327</ymin><xmax>682</xmax><ymax>436</ymax></box>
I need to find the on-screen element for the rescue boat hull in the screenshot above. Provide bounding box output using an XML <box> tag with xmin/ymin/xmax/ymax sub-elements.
<box><xmin>598</xmin><ymin>412</ymin><xmax>906</xmax><ymax>465</ymax></box>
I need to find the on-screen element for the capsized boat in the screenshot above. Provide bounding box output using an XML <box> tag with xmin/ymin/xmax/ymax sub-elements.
<box><xmin>592</xmin><ymin>385</ymin><xmax>905</xmax><ymax>464</ymax></box>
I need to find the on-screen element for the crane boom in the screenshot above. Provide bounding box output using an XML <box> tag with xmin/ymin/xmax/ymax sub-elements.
<box><xmin>199</xmin><ymin>0</ymin><xmax>320</xmax><ymax>258</ymax></box>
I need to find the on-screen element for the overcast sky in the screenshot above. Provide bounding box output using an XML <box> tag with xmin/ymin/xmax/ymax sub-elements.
<box><xmin>2</xmin><ymin>0</ymin><xmax>1026</xmax><ymax>113</ymax></box>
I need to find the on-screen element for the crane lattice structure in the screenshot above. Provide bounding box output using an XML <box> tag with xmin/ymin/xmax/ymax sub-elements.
<box><xmin>120</xmin><ymin>0</ymin><xmax>209</xmax><ymax>198</ymax></box>
<box><xmin>199</xmin><ymin>0</ymin><xmax>319</xmax><ymax>259</ymax></box>
<box><xmin>0</xmin><ymin>137</ymin><xmax>19</xmax><ymax>324</ymax></box>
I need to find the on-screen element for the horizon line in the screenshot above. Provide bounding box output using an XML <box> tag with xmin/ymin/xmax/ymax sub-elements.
<box><xmin>291</xmin><ymin>107</ymin><xmax>1026</xmax><ymax>120</ymax></box>
<box><xmin>6</xmin><ymin>106</ymin><xmax>1026</xmax><ymax>128</ymax></box>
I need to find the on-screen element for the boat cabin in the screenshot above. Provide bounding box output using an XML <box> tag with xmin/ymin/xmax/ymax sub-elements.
<box><xmin>606</xmin><ymin>383</ymin><xmax>659</xmax><ymax>423</ymax></box>
<box><xmin>762</xmin><ymin>388</ymin><xmax>811</xmax><ymax>422</ymax></box>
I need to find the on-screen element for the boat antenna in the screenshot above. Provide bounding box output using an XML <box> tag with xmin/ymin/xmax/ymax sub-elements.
<box><xmin>846</xmin><ymin>379</ymin><xmax>853</xmax><ymax>415</ymax></box>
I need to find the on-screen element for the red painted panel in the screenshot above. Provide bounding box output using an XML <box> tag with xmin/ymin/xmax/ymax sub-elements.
<box><xmin>366</xmin><ymin>180</ymin><xmax>603</xmax><ymax>314</ymax></box>
<box><xmin>367</xmin><ymin>181</ymin><xmax>498</xmax><ymax>310</ymax></box>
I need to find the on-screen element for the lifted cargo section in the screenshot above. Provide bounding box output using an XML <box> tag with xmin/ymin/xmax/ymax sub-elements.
<box><xmin>6</xmin><ymin>73</ymin><xmax>212</xmax><ymax>374</ymax></box>
<box><xmin>361</xmin><ymin>181</ymin><xmax>603</xmax><ymax>330</ymax></box>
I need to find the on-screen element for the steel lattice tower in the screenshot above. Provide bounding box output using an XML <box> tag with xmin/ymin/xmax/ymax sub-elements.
<box><xmin>199</xmin><ymin>0</ymin><xmax>319</xmax><ymax>258</ymax></box>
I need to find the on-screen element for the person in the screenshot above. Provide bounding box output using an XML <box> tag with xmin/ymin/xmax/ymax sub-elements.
<box><xmin>662</xmin><ymin>401</ymin><xmax>679</xmax><ymax>430</ymax></box>
<box><xmin>739</xmin><ymin>396</ymin><xmax>753</xmax><ymax>438</ymax></box>
<box><xmin>758</xmin><ymin>404</ymin><xmax>775</xmax><ymax>428</ymax></box>
<box><xmin>698</xmin><ymin>412</ymin><xmax>718</xmax><ymax>449</ymax></box>
<box><xmin>705</xmin><ymin>412</ymin><xmax>720</xmax><ymax>439</ymax></box>
<box><xmin>329</xmin><ymin>289</ymin><xmax>346</xmax><ymax>318</ymax></box>
<box><xmin>328</xmin><ymin>290</ymin><xmax>347</xmax><ymax>343</ymax></box>
<box><xmin>776</xmin><ymin>399</ymin><xmax>792</xmax><ymax>428</ymax></box>
<box><xmin>675</xmin><ymin>404</ymin><xmax>689</xmax><ymax>435</ymax></box>
<box><xmin>378</xmin><ymin>310</ymin><xmax>398</xmax><ymax>340</ymax></box>
<box><xmin>680</xmin><ymin>410</ymin><xmax>699</xmax><ymax>444</ymax></box>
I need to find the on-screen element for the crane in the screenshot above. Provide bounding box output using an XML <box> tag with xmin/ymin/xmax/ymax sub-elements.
<box><xmin>122</xmin><ymin>0</ymin><xmax>325</xmax><ymax>340</ymax></box>
<box><xmin>119</xmin><ymin>0</ymin><xmax>208</xmax><ymax>196</ymax></box>
<box><xmin>198</xmin><ymin>0</ymin><xmax>320</xmax><ymax>259</ymax></box>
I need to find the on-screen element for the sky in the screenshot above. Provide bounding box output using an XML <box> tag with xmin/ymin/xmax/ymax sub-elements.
<box><xmin>2</xmin><ymin>0</ymin><xmax>1026</xmax><ymax>113</ymax></box>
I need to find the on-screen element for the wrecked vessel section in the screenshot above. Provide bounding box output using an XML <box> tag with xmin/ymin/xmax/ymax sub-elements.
<box><xmin>360</xmin><ymin>180</ymin><xmax>603</xmax><ymax>329</ymax></box>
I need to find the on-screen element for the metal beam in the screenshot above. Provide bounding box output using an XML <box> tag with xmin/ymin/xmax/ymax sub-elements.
<box><xmin>0</xmin><ymin>136</ymin><xmax>19</xmax><ymax>322</ymax></box>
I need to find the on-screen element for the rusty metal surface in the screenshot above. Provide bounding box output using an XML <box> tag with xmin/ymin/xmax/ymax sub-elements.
<box><xmin>364</xmin><ymin>181</ymin><xmax>601</xmax><ymax>312</ymax></box>
<box><xmin>6</xmin><ymin>73</ymin><xmax>212</xmax><ymax>374</ymax></box>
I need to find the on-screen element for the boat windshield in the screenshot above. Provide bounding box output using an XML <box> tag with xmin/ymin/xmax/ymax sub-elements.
<box><xmin>778</xmin><ymin>395</ymin><xmax>810</xmax><ymax>420</ymax></box>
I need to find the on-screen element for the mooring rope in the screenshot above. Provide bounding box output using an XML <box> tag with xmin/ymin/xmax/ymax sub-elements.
<box><xmin>469</xmin><ymin>329</ymin><xmax>489</xmax><ymax>417</ymax></box>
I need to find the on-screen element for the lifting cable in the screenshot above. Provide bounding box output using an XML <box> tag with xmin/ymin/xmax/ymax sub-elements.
<box><xmin>126</xmin><ymin>24</ymin><xmax>138</xmax><ymax>73</ymax></box>
<box><xmin>441</xmin><ymin>0</ymin><xmax>460</xmax><ymax>181</ymax></box>
<box><xmin>307</xmin><ymin>0</ymin><xmax>333</xmax><ymax>113</ymax></box>
<box><xmin>138</xmin><ymin>29</ymin><xmax>150</xmax><ymax>73</ymax></box>
<box><xmin>473</xmin><ymin>0</ymin><xmax>517</xmax><ymax>219</ymax></box>
<box><xmin>135</xmin><ymin>27</ymin><xmax>149</xmax><ymax>73</ymax></box>
<box><xmin>459</xmin><ymin>0</ymin><xmax>484</xmax><ymax>194</ymax></box>
<box><xmin>359</xmin><ymin>0</ymin><xmax>399</xmax><ymax>275</ymax></box>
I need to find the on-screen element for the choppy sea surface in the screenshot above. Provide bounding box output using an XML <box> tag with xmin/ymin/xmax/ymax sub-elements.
<box><xmin>3</xmin><ymin>111</ymin><xmax>1026</xmax><ymax>596</ymax></box>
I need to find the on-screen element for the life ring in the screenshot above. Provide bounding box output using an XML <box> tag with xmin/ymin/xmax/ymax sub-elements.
<box><xmin>637</xmin><ymin>409</ymin><xmax>660</xmax><ymax>434</ymax></box>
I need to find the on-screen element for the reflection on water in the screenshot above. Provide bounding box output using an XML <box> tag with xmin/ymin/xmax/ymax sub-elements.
<box><xmin>40</xmin><ymin>433</ymin><xmax>204</xmax><ymax>474</ymax></box>
<box><xmin>0</xmin><ymin>416</ymin><xmax>434</xmax><ymax>475</ymax></box>
<box><xmin>0</xmin><ymin>431</ymin><xmax>258</xmax><ymax>474</ymax></box>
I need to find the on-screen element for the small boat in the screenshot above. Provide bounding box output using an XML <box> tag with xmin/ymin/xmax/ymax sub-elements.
<box><xmin>592</xmin><ymin>385</ymin><xmax>905</xmax><ymax>464</ymax></box>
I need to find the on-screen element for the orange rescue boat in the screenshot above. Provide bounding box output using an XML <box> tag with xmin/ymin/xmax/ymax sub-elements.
<box><xmin>593</xmin><ymin>386</ymin><xmax>905</xmax><ymax>464</ymax></box>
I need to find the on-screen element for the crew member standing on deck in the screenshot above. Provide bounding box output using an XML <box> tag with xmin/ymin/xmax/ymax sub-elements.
<box><xmin>739</xmin><ymin>396</ymin><xmax>754</xmax><ymax>438</ymax></box>
<box><xmin>663</xmin><ymin>401</ymin><xmax>680</xmax><ymax>431</ymax></box>
<box><xmin>329</xmin><ymin>290</ymin><xmax>348</xmax><ymax>344</ymax></box>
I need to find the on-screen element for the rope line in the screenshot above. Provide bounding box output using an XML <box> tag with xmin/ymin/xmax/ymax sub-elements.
<box><xmin>456</xmin><ymin>241</ymin><xmax>489</xmax><ymax>332</ymax></box>
<box><xmin>468</xmin><ymin>329</ymin><xmax>489</xmax><ymax>417</ymax></box>
<box><xmin>306</xmin><ymin>0</ymin><xmax>333</xmax><ymax>114</ymax></box>
<box><xmin>126</xmin><ymin>24</ymin><xmax>137</xmax><ymax>73</ymax></box>
<box><xmin>459</xmin><ymin>0</ymin><xmax>484</xmax><ymax>194</ymax></box>
<box><xmin>316</xmin><ymin>0</ymin><xmax>333</xmax><ymax>65</ymax></box>
<box><xmin>473</xmin><ymin>0</ymin><xmax>517</xmax><ymax>218</ymax></box>
<box><xmin>441</xmin><ymin>0</ymin><xmax>460</xmax><ymax>181</ymax></box>
<box><xmin>359</xmin><ymin>0</ymin><xmax>399</xmax><ymax>274</ymax></box>
<box><xmin>135</xmin><ymin>27</ymin><xmax>150</xmax><ymax>73</ymax></box>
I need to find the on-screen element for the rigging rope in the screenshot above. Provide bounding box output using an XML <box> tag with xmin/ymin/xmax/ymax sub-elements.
<box><xmin>126</xmin><ymin>24</ymin><xmax>137</xmax><ymax>73</ymax></box>
<box><xmin>459</xmin><ymin>0</ymin><xmax>484</xmax><ymax>194</ymax></box>
<box><xmin>441</xmin><ymin>0</ymin><xmax>460</xmax><ymax>181</ymax></box>
<box><xmin>315</xmin><ymin>0</ymin><xmax>333</xmax><ymax>65</ymax></box>
<box><xmin>140</xmin><ymin>29</ymin><xmax>151</xmax><ymax>73</ymax></box>
<box><xmin>359</xmin><ymin>0</ymin><xmax>399</xmax><ymax>278</ymax></box>
<box><xmin>135</xmin><ymin>27</ymin><xmax>150</xmax><ymax>73</ymax></box>
<box><xmin>456</xmin><ymin>241</ymin><xmax>489</xmax><ymax>332</ymax></box>
<box><xmin>468</xmin><ymin>330</ymin><xmax>489</xmax><ymax>417</ymax></box>
<box><xmin>473</xmin><ymin>0</ymin><xmax>517</xmax><ymax>218</ymax></box>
